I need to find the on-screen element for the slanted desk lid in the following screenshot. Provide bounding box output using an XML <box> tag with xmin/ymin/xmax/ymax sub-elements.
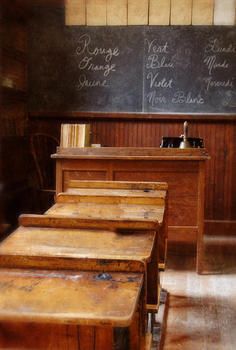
<box><xmin>0</xmin><ymin>268</ymin><xmax>143</xmax><ymax>327</ymax></box>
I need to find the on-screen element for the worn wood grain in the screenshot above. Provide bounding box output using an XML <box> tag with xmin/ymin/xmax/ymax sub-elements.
<box><xmin>0</xmin><ymin>269</ymin><xmax>146</xmax><ymax>349</ymax></box>
<box><xmin>47</xmin><ymin>200</ymin><xmax>165</xmax><ymax>225</ymax></box>
<box><xmin>0</xmin><ymin>226</ymin><xmax>155</xmax><ymax>266</ymax></box>
<box><xmin>68</xmin><ymin>180</ymin><xmax>168</xmax><ymax>191</ymax></box>
<box><xmin>19</xmin><ymin>213</ymin><xmax>160</xmax><ymax>231</ymax></box>
<box><xmin>0</xmin><ymin>268</ymin><xmax>143</xmax><ymax>326</ymax></box>
<box><xmin>56</xmin><ymin>192</ymin><xmax>166</xmax><ymax>205</ymax></box>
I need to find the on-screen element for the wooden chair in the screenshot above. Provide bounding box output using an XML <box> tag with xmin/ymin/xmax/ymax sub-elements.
<box><xmin>30</xmin><ymin>133</ymin><xmax>59</xmax><ymax>213</ymax></box>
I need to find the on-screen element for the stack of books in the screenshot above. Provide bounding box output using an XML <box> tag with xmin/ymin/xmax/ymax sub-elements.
<box><xmin>60</xmin><ymin>124</ymin><xmax>91</xmax><ymax>148</ymax></box>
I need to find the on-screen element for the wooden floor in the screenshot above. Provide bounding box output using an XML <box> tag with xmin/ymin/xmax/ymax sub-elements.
<box><xmin>158</xmin><ymin>236</ymin><xmax>236</xmax><ymax>350</ymax></box>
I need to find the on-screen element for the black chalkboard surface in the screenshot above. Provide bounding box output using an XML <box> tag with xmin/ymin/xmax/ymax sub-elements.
<box><xmin>29</xmin><ymin>8</ymin><xmax>236</xmax><ymax>114</ymax></box>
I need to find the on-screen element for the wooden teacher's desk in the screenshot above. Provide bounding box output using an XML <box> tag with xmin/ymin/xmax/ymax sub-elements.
<box><xmin>52</xmin><ymin>147</ymin><xmax>209</xmax><ymax>273</ymax></box>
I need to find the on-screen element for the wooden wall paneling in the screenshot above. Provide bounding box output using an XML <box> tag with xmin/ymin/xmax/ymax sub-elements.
<box><xmin>149</xmin><ymin>0</ymin><xmax>171</xmax><ymax>25</ymax></box>
<box><xmin>232</xmin><ymin>123</ymin><xmax>236</xmax><ymax>219</ymax></box>
<box><xmin>1</xmin><ymin>102</ymin><xmax>27</xmax><ymax>136</ymax></box>
<box><xmin>170</xmin><ymin>0</ymin><xmax>192</xmax><ymax>25</ymax></box>
<box><xmin>86</xmin><ymin>0</ymin><xmax>107</xmax><ymax>26</ymax></box>
<box><xmin>65</xmin><ymin>0</ymin><xmax>86</xmax><ymax>25</ymax></box>
<box><xmin>107</xmin><ymin>0</ymin><xmax>127</xmax><ymax>25</ymax></box>
<box><xmin>2</xmin><ymin>21</ymin><xmax>27</xmax><ymax>52</ymax></box>
<box><xmin>192</xmin><ymin>0</ymin><xmax>214</xmax><ymax>25</ymax></box>
<box><xmin>214</xmin><ymin>0</ymin><xmax>236</xmax><ymax>25</ymax></box>
<box><xmin>2</xmin><ymin>55</ymin><xmax>26</xmax><ymax>91</ymax></box>
<box><xmin>224</xmin><ymin>122</ymin><xmax>235</xmax><ymax>219</ymax></box>
<box><xmin>128</xmin><ymin>0</ymin><xmax>149</xmax><ymax>25</ymax></box>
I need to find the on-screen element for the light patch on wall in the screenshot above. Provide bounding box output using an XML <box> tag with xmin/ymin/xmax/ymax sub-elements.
<box><xmin>192</xmin><ymin>0</ymin><xmax>214</xmax><ymax>25</ymax></box>
<box><xmin>214</xmin><ymin>0</ymin><xmax>236</xmax><ymax>25</ymax></box>
<box><xmin>170</xmin><ymin>0</ymin><xmax>192</xmax><ymax>25</ymax></box>
<box><xmin>149</xmin><ymin>0</ymin><xmax>171</xmax><ymax>25</ymax></box>
<box><xmin>107</xmin><ymin>0</ymin><xmax>127</xmax><ymax>25</ymax></box>
<box><xmin>128</xmin><ymin>0</ymin><xmax>149</xmax><ymax>25</ymax></box>
<box><xmin>86</xmin><ymin>0</ymin><xmax>107</xmax><ymax>26</ymax></box>
<box><xmin>65</xmin><ymin>0</ymin><xmax>86</xmax><ymax>25</ymax></box>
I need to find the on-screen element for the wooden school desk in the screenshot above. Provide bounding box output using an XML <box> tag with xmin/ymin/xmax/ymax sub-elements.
<box><xmin>64</xmin><ymin>179</ymin><xmax>168</xmax><ymax>269</ymax></box>
<box><xmin>0</xmin><ymin>268</ymin><xmax>149</xmax><ymax>350</ymax></box>
<box><xmin>65</xmin><ymin>179</ymin><xmax>168</xmax><ymax>269</ymax></box>
<box><xmin>52</xmin><ymin>147</ymin><xmax>209</xmax><ymax>273</ymax></box>
<box><xmin>49</xmin><ymin>185</ymin><xmax>167</xmax><ymax>269</ymax></box>
<box><xmin>0</xmin><ymin>215</ymin><xmax>158</xmax><ymax>309</ymax></box>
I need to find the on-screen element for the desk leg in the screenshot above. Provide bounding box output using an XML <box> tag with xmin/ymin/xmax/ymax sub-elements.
<box><xmin>196</xmin><ymin>162</ymin><xmax>206</xmax><ymax>274</ymax></box>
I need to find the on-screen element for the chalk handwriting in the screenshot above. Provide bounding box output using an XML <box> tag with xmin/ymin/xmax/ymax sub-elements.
<box><xmin>77</xmin><ymin>74</ymin><xmax>108</xmax><ymax>90</ymax></box>
<box><xmin>76</xmin><ymin>34</ymin><xmax>120</xmax><ymax>62</ymax></box>
<box><xmin>78</xmin><ymin>56</ymin><xmax>116</xmax><ymax>77</ymax></box>
<box><xmin>172</xmin><ymin>91</ymin><xmax>205</xmax><ymax>104</ymax></box>
<box><xmin>147</xmin><ymin>72</ymin><xmax>173</xmax><ymax>89</ymax></box>
<box><xmin>146</xmin><ymin>54</ymin><xmax>174</xmax><ymax>69</ymax></box>
<box><xmin>146</xmin><ymin>39</ymin><xmax>169</xmax><ymax>54</ymax></box>
<box><xmin>205</xmin><ymin>38</ymin><xmax>236</xmax><ymax>54</ymax></box>
<box><xmin>204</xmin><ymin>55</ymin><xmax>229</xmax><ymax>75</ymax></box>
<box><xmin>147</xmin><ymin>91</ymin><xmax>167</xmax><ymax>106</ymax></box>
<box><xmin>203</xmin><ymin>77</ymin><xmax>234</xmax><ymax>91</ymax></box>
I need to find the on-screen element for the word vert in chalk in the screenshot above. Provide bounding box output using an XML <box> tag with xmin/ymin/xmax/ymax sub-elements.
<box><xmin>146</xmin><ymin>39</ymin><xmax>169</xmax><ymax>54</ymax></box>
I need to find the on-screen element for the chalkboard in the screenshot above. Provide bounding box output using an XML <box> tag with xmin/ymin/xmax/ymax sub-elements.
<box><xmin>29</xmin><ymin>8</ymin><xmax>236</xmax><ymax>114</ymax></box>
<box><xmin>144</xmin><ymin>26</ymin><xmax>236</xmax><ymax>113</ymax></box>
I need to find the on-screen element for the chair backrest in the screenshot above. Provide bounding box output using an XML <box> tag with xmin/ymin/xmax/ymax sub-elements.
<box><xmin>30</xmin><ymin>133</ymin><xmax>59</xmax><ymax>190</ymax></box>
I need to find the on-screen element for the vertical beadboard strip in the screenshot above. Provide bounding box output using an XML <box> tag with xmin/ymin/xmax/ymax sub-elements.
<box><xmin>107</xmin><ymin>0</ymin><xmax>128</xmax><ymax>25</ymax></box>
<box><xmin>192</xmin><ymin>0</ymin><xmax>213</xmax><ymax>25</ymax></box>
<box><xmin>149</xmin><ymin>0</ymin><xmax>171</xmax><ymax>25</ymax></box>
<box><xmin>128</xmin><ymin>0</ymin><xmax>149</xmax><ymax>25</ymax></box>
<box><xmin>214</xmin><ymin>0</ymin><xmax>236</xmax><ymax>25</ymax></box>
<box><xmin>65</xmin><ymin>0</ymin><xmax>86</xmax><ymax>25</ymax></box>
<box><xmin>86</xmin><ymin>0</ymin><xmax>107</xmax><ymax>26</ymax></box>
<box><xmin>170</xmin><ymin>0</ymin><xmax>193</xmax><ymax>25</ymax></box>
